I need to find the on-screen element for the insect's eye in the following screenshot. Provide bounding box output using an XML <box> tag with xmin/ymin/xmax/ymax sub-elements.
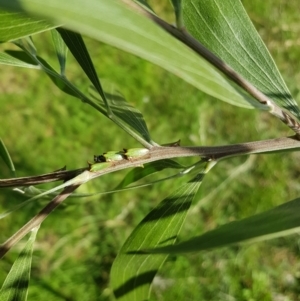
<box><xmin>94</xmin><ymin>155</ymin><xmax>106</xmax><ymax>162</ymax></box>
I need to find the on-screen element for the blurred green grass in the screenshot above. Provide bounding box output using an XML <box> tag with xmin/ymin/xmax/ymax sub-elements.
<box><xmin>0</xmin><ymin>0</ymin><xmax>300</xmax><ymax>300</ymax></box>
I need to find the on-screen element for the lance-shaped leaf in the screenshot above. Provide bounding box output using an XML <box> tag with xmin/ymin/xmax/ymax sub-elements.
<box><xmin>182</xmin><ymin>0</ymin><xmax>300</xmax><ymax>119</ymax></box>
<box><xmin>11</xmin><ymin>37</ymin><xmax>153</xmax><ymax>146</ymax></box>
<box><xmin>0</xmin><ymin>226</ymin><xmax>39</xmax><ymax>301</ymax></box>
<box><xmin>133</xmin><ymin>1</ymin><xmax>154</xmax><ymax>13</ymax></box>
<box><xmin>110</xmin><ymin>160</ymin><xmax>210</xmax><ymax>301</ymax></box>
<box><xmin>0</xmin><ymin>138</ymin><xmax>16</xmax><ymax>176</ymax></box>
<box><xmin>89</xmin><ymin>85</ymin><xmax>153</xmax><ymax>146</ymax></box>
<box><xmin>12</xmin><ymin>40</ymin><xmax>85</xmax><ymax>98</ymax></box>
<box><xmin>0</xmin><ymin>51</ymin><xmax>39</xmax><ymax>68</ymax></box>
<box><xmin>0</xmin><ymin>0</ymin><xmax>264</xmax><ymax>109</ymax></box>
<box><xmin>115</xmin><ymin>159</ymin><xmax>184</xmax><ymax>189</ymax></box>
<box><xmin>0</xmin><ymin>9</ymin><xmax>56</xmax><ymax>42</ymax></box>
<box><xmin>56</xmin><ymin>28</ymin><xmax>110</xmax><ymax>112</ymax></box>
<box><xmin>145</xmin><ymin>197</ymin><xmax>300</xmax><ymax>254</ymax></box>
<box><xmin>34</xmin><ymin>56</ymin><xmax>81</xmax><ymax>97</ymax></box>
<box><xmin>170</xmin><ymin>0</ymin><xmax>183</xmax><ymax>28</ymax></box>
<box><xmin>51</xmin><ymin>29</ymin><xmax>68</xmax><ymax>75</ymax></box>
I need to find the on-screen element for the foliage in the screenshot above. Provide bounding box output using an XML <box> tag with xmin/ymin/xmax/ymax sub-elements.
<box><xmin>0</xmin><ymin>0</ymin><xmax>300</xmax><ymax>300</ymax></box>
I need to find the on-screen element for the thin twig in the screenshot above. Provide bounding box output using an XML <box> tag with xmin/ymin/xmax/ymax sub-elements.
<box><xmin>0</xmin><ymin>136</ymin><xmax>300</xmax><ymax>188</ymax></box>
<box><xmin>0</xmin><ymin>168</ymin><xmax>85</xmax><ymax>187</ymax></box>
<box><xmin>1</xmin><ymin>135</ymin><xmax>299</xmax><ymax>255</ymax></box>
<box><xmin>0</xmin><ymin>184</ymin><xmax>80</xmax><ymax>259</ymax></box>
<box><xmin>87</xmin><ymin>135</ymin><xmax>300</xmax><ymax>181</ymax></box>
<box><xmin>120</xmin><ymin>0</ymin><xmax>300</xmax><ymax>136</ymax></box>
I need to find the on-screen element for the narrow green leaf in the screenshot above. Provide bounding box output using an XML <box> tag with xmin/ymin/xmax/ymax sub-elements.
<box><xmin>51</xmin><ymin>29</ymin><xmax>68</xmax><ymax>75</ymax></box>
<box><xmin>111</xmin><ymin>160</ymin><xmax>209</xmax><ymax>301</ymax></box>
<box><xmin>0</xmin><ymin>51</ymin><xmax>39</xmax><ymax>68</ymax></box>
<box><xmin>12</xmin><ymin>37</ymin><xmax>153</xmax><ymax>146</ymax></box>
<box><xmin>0</xmin><ymin>9</ymin><xmax>56</xmax><ymax>42</ymax></box>
<box><xmin>146</xmin><ymin>197</ymin><xmax>300</xmax><ymax>254</ymax></box>
<box><xmin>36</xmin><ymin>57</ymin><xmax>80</xmax><ymax>97</ymax></box>
<box><xmin>56</xmin><ymin>28</ymin><xmax>109</xmax><ymax>111</ymax></box>
<box><xmin>0</xmin><ymin>138</ymin><xmax>15</xmax><ymax>175</ymax></box>
<box><xmin>13</xmin><ymin>40</ymin><xmax>83</xmax><ymax>98</ymax></box>
<box><xmin>89</xmin><ymin>85</ymin><xmax>153</xmax><ymax>145</ymax></box>
<box><xmin>182</xmin><ymin>0</ymin><xmax>300</xmax><ymax>119</ymax></box>
<box><xmin>15</xmin><ymin>37</ymin><xmax>37</xmax><ymax>56</ymax></box>
<box><xmin>133</xmin><ymin>1</ymin><xmax>154</xmax><ymax>13</ymax></box>
<box><xmin>170</xmin><ymin>0</ymin><xmax>183</xmax><ymax>28</ymax></box>
<box><xmin>115</xmin><ymin>159</ymin><xmax>184</xmax><ymax>189</ymax></box>
<box><xmin>0</xmin><ymin>226</ymin><xmax>39</xmax><ymax>301</ymax></box>
<box><xmin>0</xmin><ymin>0</ymin><xmax>264</xmax><ymax>109</ymax></box>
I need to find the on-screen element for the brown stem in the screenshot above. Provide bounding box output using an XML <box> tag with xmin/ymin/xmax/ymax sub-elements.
<box><xmin>120</xmin><ymin>0</ymin><xmax>300</xmax><ymax>136</ymax></box>
<box><xmin>0</xmin><ymin>136</ymin><xmax>299</xmax><ymax>187</ymax></box>
<box><xmin>0</xmin><ymin>184</ymin><xmax>80</xmax><ymax>259</ymax></box>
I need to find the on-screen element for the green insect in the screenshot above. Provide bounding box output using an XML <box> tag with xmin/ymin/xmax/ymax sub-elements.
<box><xmin>103</xmin><ymin>151</ymin><xmax>126</xmax><ymax>161</ymax></box>
<box><xmin>123</xmin><ymin>148</ymin><xmax>150</xmax><ymax>160</ymax></box>
<box><xmin>93</xmin><ymin>148</ymin><xmax>150</xmax><ymax>170</ymax></box>
<box><xmin>94</xmin><ymin>151</ymin><xmax>125</xmax><ymax>163</ymax></box>
<box><xmin>89</xmin><ymin>161</ymin><xmax>112</xmax><ymax>172</ymax></box>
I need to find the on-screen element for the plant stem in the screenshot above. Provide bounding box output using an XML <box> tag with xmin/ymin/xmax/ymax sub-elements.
<box><xmin>88</xmin><ymin>135</ymin><xmax>300</xmax><ymax>181</ymax></box>
<box><xmin>0</xmin><ymin>184</ymin><xmax>80</xmax><ymax>259</ymax></box>
<box><xmin>121</xmin><ymin>0</ymin><xmax>300</xmax><ymax>136</ymax></box>
<box><xmin>0</xmin><ymin>136</ymin><xmax>299</xmax><ymax>187</ymax></box>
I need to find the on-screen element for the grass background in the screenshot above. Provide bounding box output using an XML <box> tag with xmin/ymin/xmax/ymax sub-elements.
<box><xmin>1</xmin><ymin>0</ymin><xmax>300</xmax><ymax>300</ymax></box>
